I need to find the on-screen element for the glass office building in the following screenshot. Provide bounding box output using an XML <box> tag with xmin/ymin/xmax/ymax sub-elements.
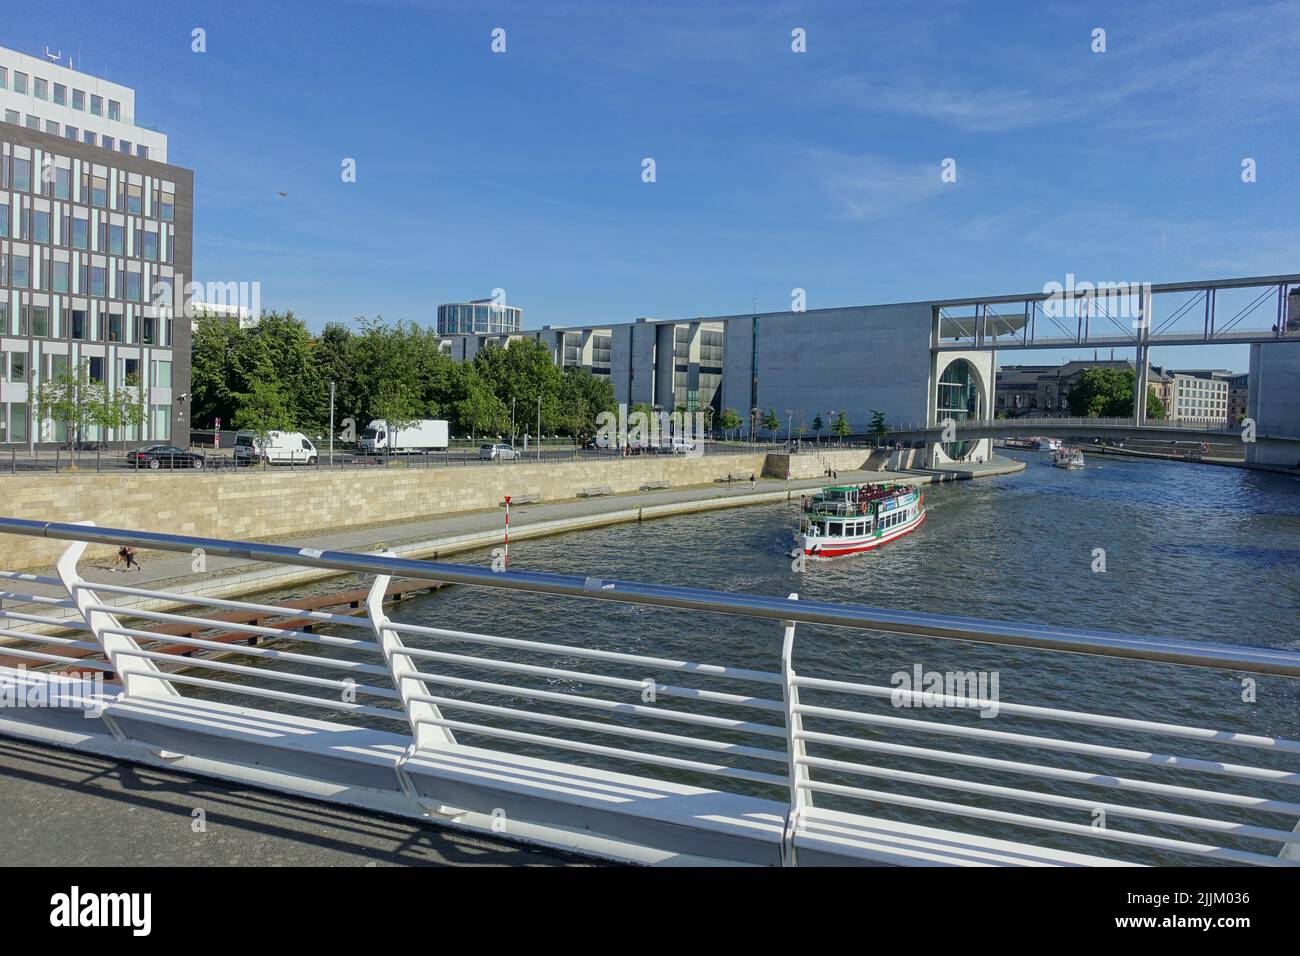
<box><xmin>0</xmin><ymin>46</ymin><xmax>191</xmax><ymax>448</ymax></box>
<box><xmin>437</xmin><ymin>299</ymin><xmax>523</xmax><ymax>336</ymax></box>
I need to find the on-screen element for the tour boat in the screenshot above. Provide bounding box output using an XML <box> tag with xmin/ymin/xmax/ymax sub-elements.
<box><xmin>795</xmin><ymin>483</ymin><xmax>925</xmax><ymax>559</ymax></box>
<box><xmin>1053</xmin><ymin>447</ymin><xmax>1086</xmax><ymax>470</ymax></box>
<box><xmin>1031</xmin><ymin>437</ymin><xmax>1062</xmax><ymax>451</ymax></box>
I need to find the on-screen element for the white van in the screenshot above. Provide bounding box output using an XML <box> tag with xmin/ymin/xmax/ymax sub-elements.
<box><xmin>235</xmin><ymin>431</ymin><xmax>318</xmax><ymax>465</ymax></box>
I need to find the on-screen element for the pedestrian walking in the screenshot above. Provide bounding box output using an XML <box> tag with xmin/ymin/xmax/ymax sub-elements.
<box><xmin>113</xmin><ymin>545</ymin><xmax>141</xmax><ymax>572</ymax></box>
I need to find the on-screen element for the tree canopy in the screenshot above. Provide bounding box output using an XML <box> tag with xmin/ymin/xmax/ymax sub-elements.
<box><xmin>1066</xmin><ymin>368</ymin><xmax>1164</xmax><ymax>419</ymax></box>
<box><xmin>191</xmin><ymin>316</ymin><xmax>616</xmax><ymax>440</ymax></box>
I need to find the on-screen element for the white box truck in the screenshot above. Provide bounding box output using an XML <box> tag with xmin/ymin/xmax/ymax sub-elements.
<box><xmin>359</xmin><ymin>419</ymin><xmax>449</xmax><ymax>454</ymax></box>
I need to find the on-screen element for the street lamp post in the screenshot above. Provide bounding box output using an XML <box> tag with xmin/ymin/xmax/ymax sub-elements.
<box><xmin>329</xmin><ymin>381</ymin><xmax>336</xmax><ymax>466</ymax></box>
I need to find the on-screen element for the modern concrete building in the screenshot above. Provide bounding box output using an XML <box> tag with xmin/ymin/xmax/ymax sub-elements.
<box><xmin>1246</xmin><ymin>345</ymin><xmax>1300</xmax><ymax>466</ymax></box>
<box><xmin>1</xmin><ymin>46</ymin><xmax>191</xmax><ymax>449</ymax></box>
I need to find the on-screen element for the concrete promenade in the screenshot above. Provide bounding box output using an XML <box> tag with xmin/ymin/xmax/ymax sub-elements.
<box><xmin>3</xmin><ymin>456</ymin><xmax>1023</xmax><ymax>630</ymax></box>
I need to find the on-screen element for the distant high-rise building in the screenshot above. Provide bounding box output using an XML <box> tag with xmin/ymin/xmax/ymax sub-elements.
<box><xmin>1</xmin><ymin>46</ymin><xmax>191</xmax><ymax>447</ymax></box>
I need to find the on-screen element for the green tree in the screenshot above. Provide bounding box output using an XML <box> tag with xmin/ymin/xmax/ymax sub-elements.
<box><xmin>36</xmin><ymin>359</ymin><xmax>101</xmax><ymax>463</ymax></box>
<box><xmin>761</xmin><ymin>408</ymin><xmax>780</xmax><ymax>441</ymax></box>
<box><xmin>812</xmin><ymin>414</ymin><xmax>824</xmax><ymax>443</ymax></box>
<box><xmin>869</xmin><ymin>409</ymin><xmax>889</xmax><ymax>443</ymax></box>
<box><xmin>473</xmin><ymin>338</ymin><xmax>565</xmax><ymax>439</ymax></box>
<box><xmin>91</xmin><ymin>385</ymin><xmax>147</xmax><ymax>455</ymax></box>
<box><xmin>1067</xmin><ymin>368</ymin><xmax>1164</xmax><ymax>419</ymax></box>
<box><xmin>232</xmin><ymin>380</ymin><xmax>293</xmax><ymax>458</ymax></box>
<box><xmin>558</xmin><ymin>367</ymin><xmax>617</xmax><ymax>441</ymax></box>
<box><xmin>719</xmin><ymin>408</ymin><xmax>742</xmax><ymax>440</ymax></box>
<box><xmin>370</xmin><ymin>381</ymin><xmax>421</xmax><ymax>453</ymax></box>
<box><xmin>832</xmin><ymin>411</ymin><xmax>851</xmax><ymax>444</ymax></box>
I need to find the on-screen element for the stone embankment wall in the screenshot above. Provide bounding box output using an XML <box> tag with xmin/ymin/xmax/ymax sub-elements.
<box><xmin>1</xmin><ymin>452</ymin><xmax>769</xmax><ymax>568</ymax></box>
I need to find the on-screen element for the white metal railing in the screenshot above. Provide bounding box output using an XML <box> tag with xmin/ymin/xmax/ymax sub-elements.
<box><xmin>0</xmin><ymin>518</ymin><xmax>1297</xmax><ymax>866</ymax></box>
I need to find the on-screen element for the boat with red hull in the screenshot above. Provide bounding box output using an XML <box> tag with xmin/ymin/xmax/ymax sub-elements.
<box><xmin>795</xmin><ymin>482</ymin><xmax>926</xmax><ymax>559</ymax></box>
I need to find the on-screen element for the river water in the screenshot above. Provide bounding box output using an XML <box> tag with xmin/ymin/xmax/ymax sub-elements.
<box><xmin>199</xmin><ymin>451</ymin><xmax>1300</xmax><ymax>864</ymax></box>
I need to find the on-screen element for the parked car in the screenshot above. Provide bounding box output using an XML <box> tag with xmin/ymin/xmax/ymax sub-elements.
<box><xmin>127</xmin><ymin>445</ymin><xmax>206</xmax><ymax>470</ymax></box>
<box><xmin>479</xmin><ymin>443</ymin><xmax>519</xmax><ymax>461</ymax></box>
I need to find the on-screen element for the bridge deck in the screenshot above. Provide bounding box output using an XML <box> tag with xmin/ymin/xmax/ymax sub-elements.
<box><xmin>0</xmin><ymin>735</ymin><xmax>588</xmax><ymax>867</ymax></box>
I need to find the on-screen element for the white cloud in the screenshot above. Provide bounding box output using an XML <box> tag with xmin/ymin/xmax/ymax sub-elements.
<box><xmin>806</xmin><ymin>150</ymin><xmax>951</xmax><ymax>220</ymax></box>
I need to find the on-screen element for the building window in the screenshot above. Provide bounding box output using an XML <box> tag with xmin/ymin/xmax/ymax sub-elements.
<box><xmin>71</xmin><ymin>310</ymin><xmax>88</xmax><ymax>340</ymax></box>
<box><xmin>54</xmin><ymin>167</ymin><xmax>71</xmax><ymax>200</ymax></box>
<box><xmin>142</xmin><ymin>230</ymin><xmax>159</xmax><ymax>260</ymax></box>
<box><xmin>72</xmin><ymin>89</ymin><xmax>84</xmax><ymax>110</ymax></box>
<box><xmin>4</xmin><ymin>109</ymin><xmax>18</xmax><ymax>125</ymax></box>
<box><xmin>71</xmin><ymin>218</ymin><xmax>89</xmax><ymax>249</ymax></box>
<box><xmin>91</xmin><ymin>176</ymin><xmax>107</xmax><ymax>207</ymax></box>
<box><xmin>152</xmin><ymin>358</ymin><xmax>171</xmax><ymax>387</ymax></box>
<box><xmin>0</xmin><ymin>201</ymin><xmax>7</xmax><ymax>237</ymax></box>
<box><xmin>45</xmin><ymin>119</ymin><xmax>59</xmax><ymax>135</ymax></box>
<box><xmin>108</xmin><ymin>314</ymin><xmax>124</xmax><ymax>342</ymax></box>
<box><xmin>32</xmin><ymin>210</ymin><xmax>51</xmax><ymax>243</ymax></box>
<box><xmin>53</xmin><ymin>83</ymin><xmax>66</xmax><ymax>106</ymax></box>
<box><xmin>90</xmin><ymin>94</ymin><xmax>103</xmax><ymax>116</ymax></box>
<box><xmin>160</xmin><ymin>193</ymin><xmax>174</xmax><ymax>221</ymax></box>
<box><xmin>136</xmin><ymin>144</ymin><xmax>148</xmax><ymax>160</ymax></box>
<box><xmin>13</xmin><ymin>157</ymin><xmax>31</xmax><ymax>192</ymax></box>
<box><xmin>126</xmin><ymin>272</ymin><xmax>142</xmax><ymax>301</ymax></box>
<box><xmin>52</xmin><ymin>261</ymin><xmax>70</xmax><ymax>293</ymax></box>
<box><xmin>120</xmin><ymin>140</ymin><xmax>131</xmax><ymax>155</ymax></box>
<box><xmin>91</xmin><ymin>266</ymin><xmax>107</xmax><ymax>296</ymax></box>
<box><xmin>0</xmin><ymin>67</ymin><xmax>6</xmax><ymax>89</ymax></box>
<box><xmin>102</xmin><ymin>135</ymin><xmax>114</xmax><ymax>151</ymax></box>
<box><xmin>82</xmin><ymin>130</ymin><xmax>96</xmax><ymax>146</ymax></box>
<box><xmin>126</xmin><ymin>183</ymin><xmax>142</xmax><ymax>214</ymax></box>
<box><xmin>25</xmin><ymin>115</ymin><xmax>38</xmax><ymax>130</ymax></box>
<box><xmin>108</xmin><ymin>100</ymin><xmax>120</xmax><ymax>121</ymax></box>
<box><xmin>30</xmin><ymin>306</ymin><xmax>51</xmax><ymax>338</ymax></box>
<box><xmin>34</xmin><ymin>77</ymin><xmax>48</xmax><ymax>99</ymax></box>
<box><xmin>14</xmin><ymin>72</ymin><xmax>28</xmax><ymax>95</ymax></box>
<box><xmin>108</xmin><ymin>223</ymin><xmax>125</xmax><ymax>255</ymax></box>
<box><xmin>11</xmin><ymin>254</ymin><xmax>30</xmax><ymax>288</ymax></box>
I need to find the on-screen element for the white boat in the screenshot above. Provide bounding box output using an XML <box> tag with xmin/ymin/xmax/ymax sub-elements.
<box><xmin>1031</xmin><ymin>437</ymin><xmax>1062</xmax><ymax>451</ymax></box>
<box><xmin>1053</xmin><ymin>447</ymin><xmax>1085</xmax><ymax>470</ymax></box>
<box><xmin>795</xmin><ymin>482</ymin><xmax>925</xmax><ymax>559</ymax></box>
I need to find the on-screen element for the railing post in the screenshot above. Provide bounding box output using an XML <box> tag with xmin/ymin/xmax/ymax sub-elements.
<box><xmin>55</xmin><ymin>521</ymin><xmax>178</xmax><ymax>700</ymax></box>
<box><xmin>779</xmin><ymin>592</ymin><xmax>810</xmax><ymax>866</ymax></box>
<box><xmin>365</xmin><ymin>559</ymin><xmax>456</xmax><ymax>751</ymax></box>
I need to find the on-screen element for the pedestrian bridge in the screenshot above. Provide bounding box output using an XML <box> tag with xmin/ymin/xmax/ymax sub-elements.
<box><xmin>1</xmin><ymin>518</ymin><xmax>1297</xmax><ymax>867</ymax></box>
<box><xmin>881</xmin><ymin>416</ymin><xmax>1274</xmax><ymax>446</ymax></box>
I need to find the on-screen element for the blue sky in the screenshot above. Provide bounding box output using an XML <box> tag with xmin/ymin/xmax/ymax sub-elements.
<box><xmin>7</xmin><ymin>0</ymin><xmax>1298</xmax><ymax>372</ymax></box>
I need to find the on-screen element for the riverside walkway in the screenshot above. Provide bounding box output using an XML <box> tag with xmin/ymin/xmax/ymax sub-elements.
<box><xmin>7</xmin><ymin>457</ymin><xmax>1023</xmax><ymax>615</ymax></box>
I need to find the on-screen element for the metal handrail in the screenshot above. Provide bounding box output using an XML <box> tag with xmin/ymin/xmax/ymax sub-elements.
<box><xmin>2</xmin><ymin>517</ymin><xmax>1297</xmax><ymax>677</ymax></box>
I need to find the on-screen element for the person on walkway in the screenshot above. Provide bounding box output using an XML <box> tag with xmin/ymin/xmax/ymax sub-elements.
<box><xmin>750</xmin><ymin>473</ymin><xmax>756</xmax><ymax>489</ymax></box>
<box><xmin>112</xmin><ymin>545</ymin><xmax>141</xmax><ymax>572</ymax></box>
